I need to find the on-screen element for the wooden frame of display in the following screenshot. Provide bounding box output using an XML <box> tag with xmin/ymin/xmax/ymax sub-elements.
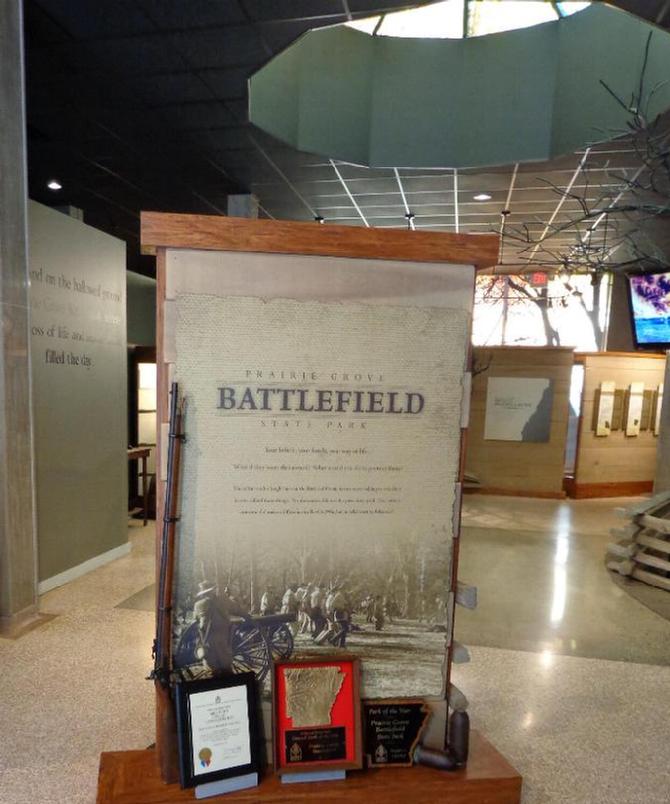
<box><xmin>140</xmin><ymin>212</ymin><xmax>500</xmax><ymax>787</ymax></box>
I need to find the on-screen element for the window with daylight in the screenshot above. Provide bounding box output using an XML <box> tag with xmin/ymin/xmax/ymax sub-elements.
<box><xmin>346</xmin><ymin>1</ymin><xmax>590</xmax><ymax>39</ymax></box>
<box><xmin>472</xmin><ymin>273</ymin><xmax>613</xmax><ymax>351</ymax></box>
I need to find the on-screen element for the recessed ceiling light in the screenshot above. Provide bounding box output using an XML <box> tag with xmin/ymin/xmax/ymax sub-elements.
<box><xmin>47</xmin><ymin>180</ymin><xmax>62</xmax><ymax>191</ymax></box>
<box><xmin>473</xmin><ymin>193</ymin><xmax>492</xmax><ymax>201</ymax></box>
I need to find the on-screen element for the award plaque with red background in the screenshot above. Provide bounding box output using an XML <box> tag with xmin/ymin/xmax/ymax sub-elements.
<box><xmin>272</xmin><ymin>655</ymin><xmax>363</xmax><ymax>776</ymax></box>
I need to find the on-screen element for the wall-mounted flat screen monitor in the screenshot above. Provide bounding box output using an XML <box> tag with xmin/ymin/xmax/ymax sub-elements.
<box><xmin>628</xmin><ymin>272</ymin><xmax>670</xmax><ymax>348</ymax></box>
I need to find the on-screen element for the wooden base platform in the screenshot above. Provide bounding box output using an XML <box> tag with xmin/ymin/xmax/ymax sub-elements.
<box><xmin>97</xmin><ymin>731</ymin><xmax>521</xmax><ymax>803</ymax></box>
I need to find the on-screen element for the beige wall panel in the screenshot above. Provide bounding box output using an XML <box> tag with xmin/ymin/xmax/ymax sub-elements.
<box><xmin>576</xmin><ymin>353</ymin><xmax>665</xmax><ymax>486</ymax></box>
<box><xmin>466</xmin><ymin>347</ymin><xmax>573</xmax><ymax>495</ymax></box>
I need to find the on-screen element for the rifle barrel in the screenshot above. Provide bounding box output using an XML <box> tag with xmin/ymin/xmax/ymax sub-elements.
<box><xmin>154</xmin><ymin>381</ymin><xmax>183</xmax><ymax>684</ymax></box>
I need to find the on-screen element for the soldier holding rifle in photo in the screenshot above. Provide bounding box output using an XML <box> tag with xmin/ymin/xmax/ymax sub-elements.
<box><xmin>329</xmin><ymin>584</ymin><xmax>350</xmax><ymax>648</ymax></box>
<box><xmin>309</xmin><ymin>583</ymin><xmax>326</xmax><ymax>638</ymax></box>
<box><xmin>260</xmin><ymin>586</ymin><xmax>278</xmax><ymax>616</ymax></box>
<box><xmin>295</xmin><ymin>583</ymin><xmax>309</xmax><ymax>634</ymax></box>
<box><xmin>372</xmin><ymin>594</ymin><xmax>385</xmax><ymax>631</ymax></box>
<box><xmin>281</xmin><ymin>584</ymin><xmax>299</xmax><ymax>635</ymax></box>
<box><xmin>190</xmin><ymin>580</ymin><xmax>249</xmax><ymax>672</ymax></box>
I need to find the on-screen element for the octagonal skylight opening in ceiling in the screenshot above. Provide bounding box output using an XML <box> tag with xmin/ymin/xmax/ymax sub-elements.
<box><xmin>250</xmin><ymin>2</ymin><xmax>670</xmax><ymax>169</ymax></box>
<box><xmin>347</xmin><ymin>0</ymin><xmax>591</xmax><ymax>39</ymax></box>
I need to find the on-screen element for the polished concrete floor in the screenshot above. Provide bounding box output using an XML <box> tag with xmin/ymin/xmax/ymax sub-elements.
<box><xmin>458</xmin><ymin>496</ymin><xmax>670</xmax><ymax>665</ymax></box>
<box><xmin>456</xmin><ymin>496</ymin><xmax>670</xmax><ymax>804</ymax></box>
<box><xmin>1</xmin><ymin>498</ymin><xmax>669</xmax><ymax>802</ymax></box>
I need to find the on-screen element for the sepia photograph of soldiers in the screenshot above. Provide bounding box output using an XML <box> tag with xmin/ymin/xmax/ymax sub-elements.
<box><xmin>172</xmin><ymin>529</ymin><xmax>452</xmax><ymax>697</ymax></box>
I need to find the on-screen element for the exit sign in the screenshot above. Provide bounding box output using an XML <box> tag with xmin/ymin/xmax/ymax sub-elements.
<box><xmin>530</xmin><ymin>272</ymin><xmax>548</xmax><ymax>287</ymax></box>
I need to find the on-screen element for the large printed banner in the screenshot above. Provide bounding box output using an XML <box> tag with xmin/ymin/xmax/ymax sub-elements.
<box><xmin>167</xmin><ymin>249</ymin><xmax>474</xmax><ymax>699</ymax></box>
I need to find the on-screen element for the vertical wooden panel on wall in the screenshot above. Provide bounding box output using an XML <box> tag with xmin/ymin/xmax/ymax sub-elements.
<box><xmin>465</xmin><ymin>346</ymin><xmax>574</xmax><ymax>497</ymax></box>
<box><xmin>573</xmin><ymin>352</ymin><xmax>666</xmax><ymax>497</ymax></box>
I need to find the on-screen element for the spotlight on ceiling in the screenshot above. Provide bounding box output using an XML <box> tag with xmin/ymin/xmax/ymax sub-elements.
<box><xmin>473</xmin><ymin>193</ymin><xmax>492</xmax><ymax>201</ymax></box>
<box><xmin>47</xmin><ymin>180</ymin><xmax>62</xmax><ymax>191</ymax></box>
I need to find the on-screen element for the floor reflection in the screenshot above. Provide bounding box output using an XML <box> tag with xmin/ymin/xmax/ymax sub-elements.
<box><xmin>550</xmin><ymin>530</ymin><xmax>569</xmax><ymax>626</ymax></box>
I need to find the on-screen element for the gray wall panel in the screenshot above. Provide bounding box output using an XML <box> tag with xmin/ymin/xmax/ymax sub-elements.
<box><xmin>28</xmin><ymin>201</ymin><xmax>127</xmax><ymax>582</ymax></box>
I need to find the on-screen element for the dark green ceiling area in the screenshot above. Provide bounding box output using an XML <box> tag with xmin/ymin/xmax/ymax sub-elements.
<box><xmin>250</xmin><ymin>4</ymin><xmax>670</xmax><ymax>169</ymax></box>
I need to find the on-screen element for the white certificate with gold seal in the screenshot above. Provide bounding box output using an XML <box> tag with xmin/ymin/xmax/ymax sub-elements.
<box><xmin>176</xmin><ymin>672</ymin><xmax>259</xmax><ymax>790</ymax></box>
<box><xmin>189</xmin><ymin>684</ymin><xmax>251</xmax><ymax>775</ymax></box>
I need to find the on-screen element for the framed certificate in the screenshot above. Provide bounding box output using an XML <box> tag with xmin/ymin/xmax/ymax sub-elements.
<box><xmin>272</xmin><ymin>655</ymin><xmax>363</xmax><ymax>776</ymax></box>
<box><xmin>175</xmin><ymin>672</ymin><xmax>260</xmax><ymax>789</ymax></box>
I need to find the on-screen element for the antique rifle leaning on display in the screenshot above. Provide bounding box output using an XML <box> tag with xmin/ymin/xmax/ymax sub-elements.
<box><xmin>152</xmin><ymin>381</ymin><xmax>185</xmax><ymax>686</ymax></box>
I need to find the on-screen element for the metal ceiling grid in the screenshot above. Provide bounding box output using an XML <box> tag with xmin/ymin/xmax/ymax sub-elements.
<box><xmin>247</xmin><ymin>145</ymin><xmax>639</xmax><ymax>265</ymax></box>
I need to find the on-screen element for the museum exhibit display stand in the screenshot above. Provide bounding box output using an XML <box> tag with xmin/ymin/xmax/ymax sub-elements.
<box><xmin>96</xmin><ymin>213</ymin><xmax>521</xmax><ymax>802</ymax></box>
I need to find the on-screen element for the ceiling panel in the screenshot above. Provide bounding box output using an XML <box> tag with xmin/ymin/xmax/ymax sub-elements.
<box><xmin>33</xmin><ymin>0</ymin><xmax>155</xmax><ymax>38</ymax></box>
<box><xmin>243</xmin><ymin>1</ymin><xmax>345</xmax><ymax>22</ymax></box>
<box><xmin>132</xmin><ymin>72</ymin><xmax>217</xmax><ymax>105</ymax></box>
<box><xmin>401</xmin><ymin>191</ymin><xmax>455</xmax><ymax>204</ymax></box>
<box><xmin>170</xmin><ymin>28</ymin><xmax>268</xmax><ymax>69</ymax></box>
<box><xmin>151</xmin><ymin>101</ymin><xmax>238</xmax><ymax>131</ymax></box>
<box><xmin>140</xmin><ymin>0</ymin><xmax>248</xmax><ymax>29</ymax></box>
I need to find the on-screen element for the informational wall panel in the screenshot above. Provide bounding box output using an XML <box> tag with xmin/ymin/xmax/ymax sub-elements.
<box><xmin>28</xmin><ymin>202</ymin><xmax>127</xmax><ymax>585</ymax></box>
<box><xmin>595</xmin><ymin>380</ymin><xmax>616</xmax><ymax>436</ymax></box>
<box><xmin>625</xmin><ymin>382</ymin><xmax>645</xmax><ymax>436</ymax></box>
<box><xmin>166</xmin><ymin>248</ymin><xmax>474</xmax><ymax>700</ymax></box>
<box><xmin>484</xmin><ymin>377</ymin><xmax>554</xmax><ymax>442</ymax></box>
<box><xmin>574</xmin><ymin>352</ymin><xmax>666</xmax><ymax>497</ymax></box>
<box><xmin>465</xmin><ymin>347</ymin><xmax>573</xmax><ymax>497</ymax></box>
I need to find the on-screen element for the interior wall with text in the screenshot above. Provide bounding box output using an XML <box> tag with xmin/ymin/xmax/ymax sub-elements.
<box><xmin>465</xmin><ymin>346</ymin><xmax>573</xmax><ymax>497</ymax></box>
<box><xmin>28</xmin><ymin>201</ymin><xmax>127</xmax><ymax>588</ymax></box>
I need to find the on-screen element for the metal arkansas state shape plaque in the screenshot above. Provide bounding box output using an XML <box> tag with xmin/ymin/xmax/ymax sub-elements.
<box><xmin>283</xmin><ymin>665</ymin><xmax>344</xmax><ymax>728</ymax></box>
